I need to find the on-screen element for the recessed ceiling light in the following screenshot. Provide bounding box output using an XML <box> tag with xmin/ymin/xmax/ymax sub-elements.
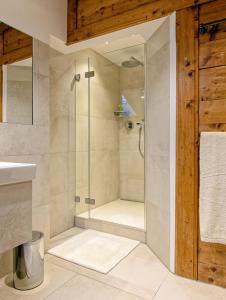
<box><xmin>105</xmin><ymin>41</ymin><xmax>109</xmax><ymax>45</ymax></box>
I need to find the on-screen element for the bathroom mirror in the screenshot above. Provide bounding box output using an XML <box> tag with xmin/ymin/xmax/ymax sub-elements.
<box><xmin>0</xmin><ymin>21</ymin><xmax>33</xmax><ymax>124</ymax></box>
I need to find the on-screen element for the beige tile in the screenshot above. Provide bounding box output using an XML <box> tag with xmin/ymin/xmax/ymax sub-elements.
<box><xmin>31</xmin><ymin>155</ymin><xmax>50</xmax><ymax>208</ymax></box>
<box><xmin>75</xmin><ymin>151</ymin><xmax>88</xmax><ymax>191</ymax></box>
<box><xmin>90</xmin><ymin>51</ymin><xmax>120</xmax><ymax>92</ymax></box>
<box><xmin>90</xmin><ymin>118</ymin><xmax>119</xmax><ymax>151</ymax></box>
<box><xmin>33</xmin><ymin>39</ymin><xmax>49</xmax><ymax>77</ymax></box>
<box><xmin>50</xmin><ymin>114</ymin><xmax>69</xmax><ymax>153</ymax></box>
<box><xmin>127</xmin><ymin>152</ymin><xmax>144</xmax><ymax>177</ymax></box>
<box><xmin>0</xmin><ymin>261</ymin><xmax>75</xmax><ymax>300</ymax></box>
<box><xmin>68</xmin><ymin>152</ymin><xmax>76</xmax><ymax>188</ymax></box>
<box><xmin>32</xmin><ymin>205</ymin><xmax>50</xmax><ymax>250</ymax></box>
<box><xmin>75</xmin><ymin>81</ymin><xmax>89</xmax><ymax>117</ymax></box>
<box><xmin>49</xmin><ymin>153</ymin><xmax>68</xmax><ymax>196</ymax></box>
<box><xmin>76</xmin><ymin>116</ymin><xmax>88</xmax><ymax>152</ymax></box>
<box><xmin>127</xmin><ymin>178</ymin><xmax>144</xmax><ymax>202</ymax></box>
<box><xmin>0</xmin><ymin>124</ymin><xmax>49</xmax><ymax>156</ymax></box>
<box><xmin>48</xmin><ymin>243</ymin><xmax>165</xmax><ymax>299</ymax></box>
<box><xmin>154</xmin><ymin>273</ymin><xmax>226</xmax><ymax>300</ymax></box>
<box><xmin>110</xmin><ymin>244</ymin><xmax>169</xmax><ymax>298</ymax></box>
<box><xmin>33</xmin><ymin>74</ymin><xmax>49</xmax><ymax>127</ymax></box>
<box><xmin>91</xmin><ymin>83</ymin><xmax>120</xmax><ymax>121</ymax></box>
<box><xmin>46</xmin><ymin>274</ymin><xmax>143</xmax><ymax>300</ymax></box>
<box><xmin>120</xmin><ymin>66</ymin><xmax>144</xmax><ymax>91</ymax></box>
<box><xmin>50</xmin><ymin>192</ymin><xmax>71</xmax><ymax>237</ymax></box>
<box><xmin>90</xmin><ymin>150</ymin><xmax>120</xmax><ymax>206</ymax></box>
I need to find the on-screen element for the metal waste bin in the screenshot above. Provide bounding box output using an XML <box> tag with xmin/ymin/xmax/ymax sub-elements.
<box><xmin>13</xmin><ymin>231</ymin><xmax>44</xmax><ymax>290</ymax></box>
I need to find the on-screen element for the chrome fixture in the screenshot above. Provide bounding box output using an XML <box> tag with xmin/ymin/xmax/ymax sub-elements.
<box><xmin>85</xmin><ymin>198</ymin><xmax>96</xmax><ymax>205</ymax></box>
<box><xmin>126</xmin><ymin>120</ymin><xmax>134</xmax><ymax>130</ymax></box>
<box><xmin>122</xmin><ymin>56</ymin><xmax>144</xmax><ymax>68</ymax></box>
<box><xmin>85</xmin><ymin>71</ymin><xmax>95</xmax><ymax>78</ymax></box>
<box><xmin>75</xmin><ymin>196</ymin><xmax>81</xmax><ymax>203</ymax></box>
<box><xmin>14</xmin><ymin>231</ymin><xmax>44</xmax><ymax>290</ymax></box>
<box><xmin>75</xmin><ymin>74</ymin><xmax>81</xmax><ymax>82</ymax></box>
<box><xmin>136</xmin><ymin>120</ymin><xmax>144</xmax><ymax>159</ymax></box>
<box><xmin>199</xmin><ymin>18</ymin><xmax>226</xmax><ymax>34</ymax></box>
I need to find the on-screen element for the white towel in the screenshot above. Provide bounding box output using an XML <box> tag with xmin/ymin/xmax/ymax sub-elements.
<box><xmin>200</xmin><ymin>132</ymin><xmax>226</xmax><ymax>244</ymax></box>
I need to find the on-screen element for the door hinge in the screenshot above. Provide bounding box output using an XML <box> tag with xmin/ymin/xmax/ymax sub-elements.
<box><xmin>85</xmin><ymin>198</ymin><xmax>95</xmax><ymax>205</ymax></box>
<box><xmin>74</xmin><ymin>196</ymin><xmax>81</xmax><ymax>203</ymax></box>
<box><xmin>85</xmin><ymin>71</ymin><xmax>95</xmax><ymax>78</ymax></box>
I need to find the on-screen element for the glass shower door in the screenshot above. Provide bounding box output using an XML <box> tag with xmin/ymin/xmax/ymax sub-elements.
<box><xmin>74</xmin><ymin>54</ymin><xmax>90</xmax><ymax>219</ymax></box>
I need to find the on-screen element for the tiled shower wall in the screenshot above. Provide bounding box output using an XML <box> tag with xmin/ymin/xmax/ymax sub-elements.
<box><xmin>49</xmin><ymin>50</ymin><xmax>76</xmax><ymax>237</ymax></box>
<box><xmin>119</xmin><ymin>66</ymin><xmax>145</xmax><ymax>202</ymax></box>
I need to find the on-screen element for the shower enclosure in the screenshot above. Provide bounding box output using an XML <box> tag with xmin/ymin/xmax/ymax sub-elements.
<box><xmin>49</xmin><ymin>14</ymin><xmax>176</xmax><ymax>272</ymax></box>
<box><xmin>74</xmin><ymin>45</ymin><xmax>145</xmax><ymax>230</ymax></box>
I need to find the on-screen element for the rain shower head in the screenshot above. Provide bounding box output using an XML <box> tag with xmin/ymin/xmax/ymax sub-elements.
<box><xmin>121</xmin><ymin>56</ymin><xmax>144</xmax><ymax>68</ymax></box>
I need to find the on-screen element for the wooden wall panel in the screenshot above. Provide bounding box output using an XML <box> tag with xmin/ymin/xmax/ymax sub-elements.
<box><xmin>200</xmin><ymin>100</ymin><xmax>226</xmax><ymax>124</ymax></box>
<box><xmin>3</xmin><ymin>28</ymin><xmax>32</xmax><ymax>54</ymax></box>
<box><xmin>198</xmin><ymin>263</ymin><xmax>226</xmax><ymax>286</ymax></box>
<box><xmin>67</xmin><ymin>0</ymin><xmax>213</xmax><ymax>44</ymax></box>
<box><xmin>67</xmin><ymin>0</ymin><xmax>78</xmax><ymax>37</ymax></box>
<box><xmin>0</xmin><ymin>45</ymin><xmax>32</xmax><ymax>66</ymax></box>
<box><xmin>200</xmin><ymin>67</ymin><xmax>226</xmax><ymax>102</ymax></box>
<box><xmin>199</xmin><ymin>21</ymin><xmax>226</xmax><ymax>69</ymax></box>
<box><xmin>199</xmin><ymin>0</ymin><xmax>226</xmax><ymax>24</ymax></box>
<box><xmin>176</xmin><ymin>7</ymin><xmax>199</xmax><ymax>279</ymax></box>
<box><xmin>198</xmin><ymin>0</ymin><xmax>226</xmax><ymax>288</ymax></box>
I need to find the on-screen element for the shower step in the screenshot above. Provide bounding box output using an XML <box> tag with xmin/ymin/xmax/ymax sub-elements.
<box><xmin>75</xmin><ymin>216</ymin><xmax>146</xmax><ymax>243</ymax></box>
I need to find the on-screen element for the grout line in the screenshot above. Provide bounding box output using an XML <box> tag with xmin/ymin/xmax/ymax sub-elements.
<box><xmin>152</xmin><ymin>272</ymin><xmax>170</xmax><ymax>300</ymax></box>
<box><xmin>42</xmin><ymin>273</ymin><xmax>78</xmax><ymax>300</ymax></box>
<box><xmin>74</xmin><ymin>272</ymin><xmax>147</xmax><ymax>300</ymax></box>
<box><xmin>47</xmin><ymin>248</ymin><xmax>149</xmax><ymax>300</ymax></box>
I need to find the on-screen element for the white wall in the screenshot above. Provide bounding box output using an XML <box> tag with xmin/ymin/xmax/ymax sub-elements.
<box><xmin>145</xmin><ymin>15</ymin><xmax>176</xmax><ymax>272</ymax></box>
<box><xmin>0</xmin><ymin>0</ymin><xmax>67</xmax><ymax>44</ymax></box>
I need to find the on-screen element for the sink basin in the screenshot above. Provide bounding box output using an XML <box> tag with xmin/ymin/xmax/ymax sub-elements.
<box><xmin>0</xmin><ymin>162</ymin><xmax>36</xmax><ymax>185</ymax></box>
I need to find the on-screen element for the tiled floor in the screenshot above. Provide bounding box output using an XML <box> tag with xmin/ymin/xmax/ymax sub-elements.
<box><xmin>78</xmin><ymin>199</ymin><xmax>145</xmax><ymax>229</ymax></box>
<box><xmin>1</xmin><ymin>227</ymin><xmax>226</xmax><ymax>300</ymax></box>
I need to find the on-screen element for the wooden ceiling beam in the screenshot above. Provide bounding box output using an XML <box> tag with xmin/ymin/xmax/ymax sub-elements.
<box><xmin>67</xmin><ymin>0</ymin><xmax>215</xmax><ymax>44</ymax></box>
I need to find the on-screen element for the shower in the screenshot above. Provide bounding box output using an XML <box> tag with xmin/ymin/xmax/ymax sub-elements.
<box><xmin>136</xmin><ymin>120</ymin><xmax>144</xmax><ymax>159</ymax></box>
<box><xmin>122</xmin><ymin>56</ymin><xmax>144</xmax><ymax>68</ymax></box>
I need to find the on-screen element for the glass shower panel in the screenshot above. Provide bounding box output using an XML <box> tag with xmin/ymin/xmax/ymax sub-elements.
<box><xmin>74</xmin><ymin>55</ymin><xmax>90</xmax><ymax>218</ymax></box>
<box><xmin>89</xmin><ymin>51</ymin><xmax>120</xmax><ymax>221</ymax></box>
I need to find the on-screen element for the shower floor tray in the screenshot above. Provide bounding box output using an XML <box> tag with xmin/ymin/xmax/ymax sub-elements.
<box><xmin>77</xmin><ymin>199</ymin><xmax>145</xmax><ymax>230</ymax></box>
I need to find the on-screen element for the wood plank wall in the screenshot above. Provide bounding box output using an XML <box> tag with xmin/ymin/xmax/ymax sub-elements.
<box><xmin>176</xmin><ymin>6</ymin><xmax>199</xmax><ymax>280</ymax></box>
<box><xmin>198</xmin><ymin>0</ymin><xmax>226</xmax><ymax>287</ymax></box>
<box><xmin>0</xmin><ymin>24</ymin><xmax>32</xmax><ymax>122</ymax></box>
<box><xmin>67</xmin><ymin>0</ymin><xmax>213</xmax><ymax>44</ymax></box>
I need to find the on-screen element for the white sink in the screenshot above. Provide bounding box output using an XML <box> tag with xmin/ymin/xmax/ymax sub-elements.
<box><xmin>0</xmin><ymin>162</ymin><xmax>36</xmax><ymax>185</ymax></box>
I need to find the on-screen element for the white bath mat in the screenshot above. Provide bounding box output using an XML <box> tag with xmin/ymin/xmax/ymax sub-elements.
<box><xmin>48</xmin><ymin>229</ymin><xmax>139</xmax><ymax>273</ymax></box>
